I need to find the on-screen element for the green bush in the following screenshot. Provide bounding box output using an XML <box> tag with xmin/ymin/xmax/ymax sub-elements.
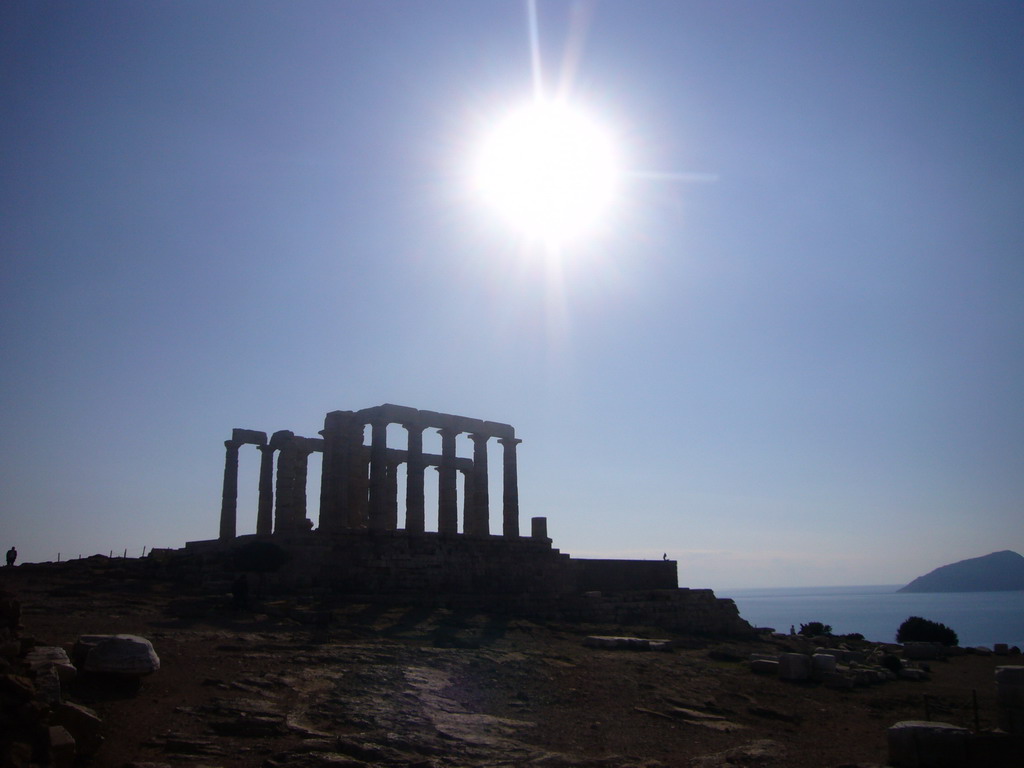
<box><xmin>798</xmin><ymin>621</ymin><xmax>833</xmax><ymax>637</ymax></box>
<box><xmin>896</xmin><ymin>616</ymin><xmax>959</xmax><ymax>646</ymax></box>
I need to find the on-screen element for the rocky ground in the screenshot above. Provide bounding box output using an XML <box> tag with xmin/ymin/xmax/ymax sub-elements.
<box><xmin>1</xmin><ymin>558</ymin><xmax>1017</xmax><ymax>768</ymax></box>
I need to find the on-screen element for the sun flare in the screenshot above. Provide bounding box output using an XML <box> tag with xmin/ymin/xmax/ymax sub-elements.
<box><xmin>473</xmin><ymin>100</ymin><xmax>620</xmax><ymax>244</ymax></box>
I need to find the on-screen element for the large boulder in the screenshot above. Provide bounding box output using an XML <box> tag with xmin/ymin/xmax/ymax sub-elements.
<box><xmin>75</xmin><ymin>635</ymin><xmax>160</xmax><ymax>676</ymax></box>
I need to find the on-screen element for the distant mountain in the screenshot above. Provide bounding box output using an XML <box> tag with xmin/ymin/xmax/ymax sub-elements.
<box><xmin>898</xmin><ymin>550</ymin><xmax>1024</xmax><ymax>593</ymax></box>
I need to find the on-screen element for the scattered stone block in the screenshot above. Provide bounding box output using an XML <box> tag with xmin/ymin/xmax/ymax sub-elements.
<box><xmin>898</xmin><ymin>668</ymin><xmax>929</xmax><ymax>681</ymax></box>
<box><xmin>24</xmin><ymin>646</ymin><xmax>76</xmax><ymax>684</ymax></box>
<box><xmin>850</xmin><ymin>667</ymin><xmax>883</xmax><ymax>686</ymax></box>
<box><xmin>52</xmin><ymin>701</ymin><xmax>104</xmax><ymax>756</ymax></box>
<box><xmin>34</xmin><ymin>664</ymin><xmax>62</xmax><ymax>706</ymax></box>
<box><xmin>811</xmin><ymin>653</ymin><xmax>837</xmax><ymax>676</ymax></box>
<box><xmin>778</xmin><ymin>653</ymin><xmax>812</xmax><ymax>681</ymax></box>
<box><xmin>995</xmin><ymin>665</ymin><xmax>1024</xmax><ymax>711</ymax></box>
<box><xmin>887</xmin><ymin>720</ymin><xmax>969</xmax><ymax>768</ymax></box>
<box><xmin>750</xmin><ymin>659</ymin><xmax>779</xmax><ymax>674</ymax></box>
<box><xmin>48</xmin><ymin>725</ymin><xmax>76</xmax><ymax>768</ymax></box>
<box><xmin>822</xmin><ymin>672</ymin><xmax>855</xmax><ymax>690</ymax></box>
<box><xmin>583</xmin><ymin>636</ymin><xmax>672</xmax><ymax>651</ymax></box>
<box><xmin>77</xmin><ymin>634</ymin><xmax>160</xmax><ymax>676</ymax></box>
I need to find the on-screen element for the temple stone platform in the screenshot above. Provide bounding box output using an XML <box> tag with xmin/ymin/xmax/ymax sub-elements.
<box><xmin>183</xmin><ymin>530</ymin><xmax>753</xmax><ymax>637</ymax></box>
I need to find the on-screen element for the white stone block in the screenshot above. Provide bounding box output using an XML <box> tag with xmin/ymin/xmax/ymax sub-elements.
<box><xmin>887</xmin><ymin>720</ymin><xmax>970</xmax><ymax>768</ymax></box>
<box><xmin>811</xmin><ymin>653</ymin><xmax>837</xmax><ymax>675</ymax></box>
<box><xmin>996</xmin><ymin>665</ymin><xmax>1024</xmax><ymax>685</ymax></box>
<box><xmin>750</xmin><ymin>659</ymin><xmax>779</xmax><ymax>674</ymax></box>
<box><xmin>79</xmin><ymin>634</ymin><xmax>160</xmax><ymax>676</ymax></box>
<box><xmin>778</xmin><ymin>653</ymin><xmax>812</xmax><ymax>681</ymax></box>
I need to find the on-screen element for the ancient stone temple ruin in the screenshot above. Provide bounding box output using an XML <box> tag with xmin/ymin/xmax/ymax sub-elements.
<box><xmin>188</xmin><ymin>404</ymin><xmax>753</xmax><ymax>636</ymax></box>
<box><xmin>216</xmin><ymin>404</ymin><xmax>525</xmax><ymax>541</ymax></box>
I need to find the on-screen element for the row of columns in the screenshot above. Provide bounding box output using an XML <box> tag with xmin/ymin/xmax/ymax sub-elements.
<box><xmin>322</xmin><ymin>415</ymin><xmax>521</xmax><ymax>538</ymax></box>
<box><xmin>220</xmin><ymin>437</ymin><xmax>298</xmax><ymax>540</ymax></box>
<box><xmin>219</xmin><ymin>409</ymin><xmax>523</xmax><ymax>541</ymax></box>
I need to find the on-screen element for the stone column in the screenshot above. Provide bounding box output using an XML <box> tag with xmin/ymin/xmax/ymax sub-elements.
<box><xmin>468</xmin><ymin>433</ymin><xmax>490</xmax><ymax>536</ymax></box>
<box><xmin>385</xmin><ymin>457</ymin><xmax>399</xmax><ymax>531</ymax></box>
<box><xmin>219</xmin><ymin>440</ymin><xmax>242</xmax><ymax>541</ymax></box>
<box><xmin>349</xmin><ymin>444</ymin><xmax>369</xmax><ymax>529</ymax></box>
<box><xmin>319</xmin><ymin>411</ymin><xmax>358</xmax><ymax>532</ymax></box>
<box><xmin>498</xmin><ymin>437</ymin><xmax>522</xmax><ymax>537</ymax></box>
<box><xmin>460</xmin><ymin>467</ymin><xmax>474</xmax><ymax>535</ymax></box>
<box><xmin>275</xmin><ymin>440</ymin><xmax>296</xmax><ymax>533</ymax></box>
<box><xmin>368</xmin><ymin>419</ymin><xmax>388</xmax><ymax>531</ymax></box>
<box><xmin>256</xmin><ymin>445</ymin><xmax>275</xmax><ymax>535</ymax></box>
<box><xmin>293</xmin><ymin>445</ymin><xmax>313</xmax><ymax>529</ymax></box>
<box><xmin>403</xmin><ymin>423</ymin><xmax>425</xmax><ymax>533</ymax></box>
<box><xmin>437</xmin><ymin>428</ymin><xmax>458</xmax><ymax>535</ymax></box>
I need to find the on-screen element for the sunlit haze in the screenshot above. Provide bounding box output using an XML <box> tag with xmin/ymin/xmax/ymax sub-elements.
<box><xmin>2</xmin><ymin>1</ymin><xmax>1022</xmax><ymax>589</ymax></box>
<box><xmin>473</xmin><ymin>99</ymin><xmax>619</xmax><ymax>244</ymax></box>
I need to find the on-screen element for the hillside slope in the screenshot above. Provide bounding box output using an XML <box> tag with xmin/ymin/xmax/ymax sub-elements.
<box><xmin>898</xmin><ymin>550</ymin><xmax>1024</xmax><ymax>593</ymax></box>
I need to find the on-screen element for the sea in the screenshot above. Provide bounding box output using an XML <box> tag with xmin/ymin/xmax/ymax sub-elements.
<box><xmin>719</xmin><ymin>585</ymin><xmax>1024</xmax><ymax>649</ymax></box>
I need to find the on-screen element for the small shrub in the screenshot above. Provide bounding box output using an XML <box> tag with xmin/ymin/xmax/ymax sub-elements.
<box><xmin>896</xmin><ymin>616</ymin><xmax>959</xmax><ymax>646</ymax></box>
<box><xmin>798</xmin><ymin>621</ymin><xmax>833</xmax><ymax>637</ymax></box>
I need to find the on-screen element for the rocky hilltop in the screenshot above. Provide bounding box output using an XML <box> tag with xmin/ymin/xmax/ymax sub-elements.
<box><xmin>2</xmin><ymin>556</ymin><xmax>1023</xmax><ymax>768</ymax></box>
<box><xmin>898</xmin><ymin>550</ymin><xmax>1024</xmax><ymax>593</ymax></box>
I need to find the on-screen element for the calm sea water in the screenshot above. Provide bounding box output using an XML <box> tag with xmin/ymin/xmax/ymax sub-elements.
<box><xmin>719</xmin><ymin>585</ymin><xmax>1024</xmax><ymax>649</ymax></box>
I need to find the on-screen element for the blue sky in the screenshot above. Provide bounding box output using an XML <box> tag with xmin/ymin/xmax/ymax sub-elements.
<box><xmin>2</xmin><ymin>1</ymin><xmax>1022</xmax><ymax>588</ymax></box>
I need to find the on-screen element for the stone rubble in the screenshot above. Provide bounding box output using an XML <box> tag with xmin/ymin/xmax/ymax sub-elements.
<box><xmin>0</xmin><ymin>586</ymin><xmax>162</xmax><ymax>767</ymax></box>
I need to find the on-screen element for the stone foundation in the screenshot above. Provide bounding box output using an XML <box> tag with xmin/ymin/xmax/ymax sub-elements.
<box><xmin>182</xmin><ymin>531</ymin><xmax>752</xmax><ymax>637</ymax></box>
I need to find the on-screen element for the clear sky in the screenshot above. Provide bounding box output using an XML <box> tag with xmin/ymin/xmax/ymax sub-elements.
<box><xmin>2</xmin><ymin>1</ymin><xmax>1022</xmax><ymax>588</ymax></box>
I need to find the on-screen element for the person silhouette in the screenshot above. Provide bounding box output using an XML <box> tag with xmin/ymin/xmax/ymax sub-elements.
<box><xmin>5</xmin><ymin>547</ymin><xmax>16</xmax><ymax>567</ymax></box>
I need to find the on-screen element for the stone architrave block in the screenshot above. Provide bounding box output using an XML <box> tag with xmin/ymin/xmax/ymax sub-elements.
<box><xmin>778</xmin><ymin>653</ymin><xmax>812</xmax><ymax>681</ymax></box>
<box><xmin>811</xmin><ymin>653</ymin><xmax>837</xmax><ymax>676</ymax></box>
<box><xmin>78</xmin><ymin>634</ymin><xmax>160</xmax><ymax>676</ymax></box>
<box><xmin>887</xmin><ymin>720</ymin><xmax>970</xmax><ymax>768</ymax></box>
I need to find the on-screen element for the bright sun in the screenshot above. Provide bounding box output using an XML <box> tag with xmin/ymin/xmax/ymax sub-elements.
<box><xmin>473</xmin><ymin>100</ymin><xmax>620</xmax><ymax>244</ymax></box>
